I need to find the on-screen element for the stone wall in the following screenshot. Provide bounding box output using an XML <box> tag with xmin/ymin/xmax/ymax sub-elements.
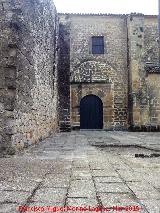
<box><xmin>0</xmin><ymin>0</ymin><xmax>58</xmax><ymax>154</ymax></box>
<box><xmin>57</xmin><ymin>15</ymin><xmax>71</xmax><ymax>131</ymax></box>
<box><xmin>61</xmin><ymin>14</ymin><xmax>128</xmax><ymax>130</ymax></box>
<box><xmin>128</xmin><ymin>14</ymin><xmax>160</xmax><ymax>130</ymax></box>
<box><xmin>0</xmin><ymin>0</ymin><xmax>16</xmax><ymax>154</ymax></box>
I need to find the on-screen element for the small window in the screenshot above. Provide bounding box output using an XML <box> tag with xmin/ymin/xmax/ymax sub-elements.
<box><xmin>92</xmin><ymin>36</ymin><xmax>104</xmax><ymax>54</ymax></box>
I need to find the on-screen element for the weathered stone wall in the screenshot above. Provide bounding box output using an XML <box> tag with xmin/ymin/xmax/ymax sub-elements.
<box><xmin>0</xmin><ymin>0</ymin><xmax>17</xmax><ymax>154</ymax></box>
<box><xmin>57</xmin><ymin>15</ymin><xmax>71</xmax><ymax>131</ymax></box>
<box><xmin>128</xmin><ymin>14</ymin><xmax>160</xmax><ymax>130</ymax></box>
<box><xmin>143</xmin><ymin>16</ymin><xmax>160</xmax><ymax>129</ymax></box>
<box><xmin>0</xmin><ymin>0</ymin><xmax>58</xmax><ymax>154</ymax></box>
<box><xmin>144</xmin><ymin>16</ymin><xmax>159</xmax><ymax>64</ymax></box>
<box><xmin>62</xmin><ymin>14</ymin><xmax>128</xmax><ymax>130</ymax></box>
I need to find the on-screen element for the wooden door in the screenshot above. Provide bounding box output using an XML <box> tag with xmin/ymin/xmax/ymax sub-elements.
<box><xmin>80</xmin><ymin>95</ymin><xmax>103</xmax><ymax>129</ymax></box>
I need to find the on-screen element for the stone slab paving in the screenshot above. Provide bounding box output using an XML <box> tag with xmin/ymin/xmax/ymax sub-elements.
<box><xmin>0</xmin><ymin>131</ymin><xmax>160</xmax><ymax>213</ymax></box>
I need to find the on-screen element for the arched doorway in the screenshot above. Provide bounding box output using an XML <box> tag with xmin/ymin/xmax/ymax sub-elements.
<box><xmin>80</xmin><ymin>95</ymin><xmax>103</xmax><ymax>129</ymax></box>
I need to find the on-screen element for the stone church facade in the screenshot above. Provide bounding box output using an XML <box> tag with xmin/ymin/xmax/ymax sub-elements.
<box><xmin>59</xmin><ymin>13</ymin><xmax>160</xmax><ymax>131</ymax></box>
<box><xmin>0</xmin><ymin>0</ymin><xmax>160</xmax><ymax>154</ymax></box>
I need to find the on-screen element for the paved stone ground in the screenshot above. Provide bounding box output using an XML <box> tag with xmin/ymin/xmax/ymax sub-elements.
<box><xmin>0</xmin><ymin>131</ymin><xmax>160</xmax><ymax>213</ymax></box>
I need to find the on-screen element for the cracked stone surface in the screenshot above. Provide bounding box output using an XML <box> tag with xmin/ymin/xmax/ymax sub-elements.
<box><xmin>0</xmin><ymin>131</ymin><xmax>160</xmax><ymax>212</ymax></box>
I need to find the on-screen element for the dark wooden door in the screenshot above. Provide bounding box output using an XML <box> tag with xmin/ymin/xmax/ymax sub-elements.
<box><xmin>80</xmin><ymin>95</ymin><xmax>103</xmax><ymax>129</ymax></box>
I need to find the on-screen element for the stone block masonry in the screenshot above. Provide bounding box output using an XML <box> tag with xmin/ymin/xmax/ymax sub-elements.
<box><xmin>57</xmin><ymin>16</ymin><xmax>71</xmax><ymax>132</ymax></box>
<box><xmin>61</xmin><ymin>14</ymin><xmax>128</xmax><ymax>130</ymax></box>
<box><xmin>0</xmin><ymin>0</ymin><xmax>59</xmax><ymax>154</ymax></box>
<box><xmin>128</xmin><ymin>14</ymin><xmax>160</xmax><ymax>131</ymax></box>
<box><xmin>59</xmin><ymin>13</ymin><xmax>160</xmax><ymax>131</ymax></box>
